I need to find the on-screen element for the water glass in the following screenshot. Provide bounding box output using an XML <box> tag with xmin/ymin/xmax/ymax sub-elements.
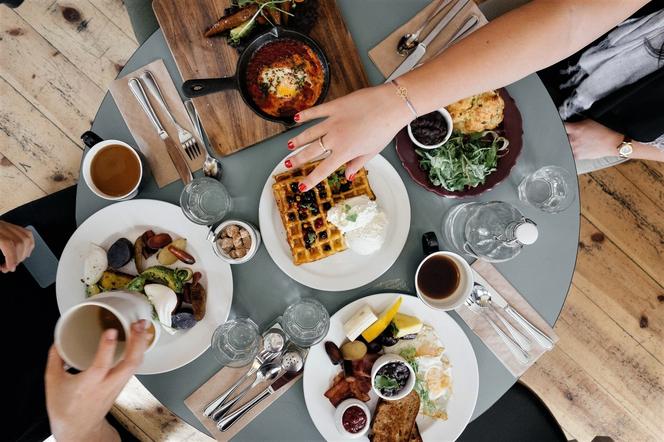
<box><xmin>180</xmin><ymin>177</ymin><xmax>232</xmax><ymax>225</ymax></box>
<box><xmin>282</xmin><ymin>298</ymin><xmax>330</xmax><ymax>348</ymax></box>
<box><xmin>518</xmin><ymin>165</ymin><xmax>575</xmax><ymax>213</ymax></box>
<box><xmin>211</xmin><ymin>318</ymin><xmax>261</xmax><ymax>367</ymax></box>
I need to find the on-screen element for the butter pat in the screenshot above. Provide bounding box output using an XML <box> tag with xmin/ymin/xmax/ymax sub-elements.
<box><xmin>343</xmin><ymin>304</ymin><xmax>378</xmax><ymax>341</ymax></box>
<box><xmin>392</xmin><ymin>312</ymin><xmax>423</xmax><ymax>338</ymax></box>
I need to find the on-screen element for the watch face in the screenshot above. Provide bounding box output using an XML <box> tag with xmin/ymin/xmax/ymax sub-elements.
<box><xmin>619</xmin><ymin>143</ymin><xmax>633</xmax><ymax>157</ymax></box>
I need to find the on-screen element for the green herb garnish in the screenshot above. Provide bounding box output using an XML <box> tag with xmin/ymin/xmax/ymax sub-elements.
<box><xmin>346</xmin><ymin>213</ymin><xmax>358</xmax><ymax>222</ymax></box>
<box><xmin>416</xmin><ymin>131</ymin><xmax>508</xmax><ymax>192</ymax></box>
<box><xmin>374</xmin><ymin>375</ymin><xmax>400</xmax><ymax>390</ymax></box>
<box><xmin>400</xmin><ymin>347</ymin><xmax>441</xmax><ymax>415</ymax></box>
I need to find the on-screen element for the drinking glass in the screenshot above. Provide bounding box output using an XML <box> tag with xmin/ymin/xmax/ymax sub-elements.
<box><xmin>211</xmin><ymin>318</ymin><xmax>261</xmax><ymax>367</ymax></box>
<box><xmin>282</xmin><ymin>298</ymin><xmax>330</xmax><ymax>348</ymax></box>
<box><xmin>180</xmin><ymin>177</ymin><xmax>232</xmax><ymax>225</ymax></box>
<box><xmin>518</xmin><ymin>165</ymin><xmax>575</xmax><ymax>213</ymax></box>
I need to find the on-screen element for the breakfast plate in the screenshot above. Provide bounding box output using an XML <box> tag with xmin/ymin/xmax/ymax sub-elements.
<box><xmin>258</xmin><ymin>152</ymin><xmax>411</xmax><ymax>291</ymax></box>
<box><xmin>56</xmin><ymin>200</ymin><xmax>233</xmax><ymax>374</ymax></box>
<box><xmin>303</xmin><ymin>293</ymin><xmax>479</xmax><ymax>441</ymax></box>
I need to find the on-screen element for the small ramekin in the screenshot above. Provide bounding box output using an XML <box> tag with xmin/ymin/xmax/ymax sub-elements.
<box><xmin>208</xmin><ymin>219</ymin><xmax>261</xmax><ymax>264</ymax></box>
<box><xmin>334</xmin><ymin>398</ymin><xmax>371</xmax><ymax>439</ymax></box>
<box><xmin>407</xmin><ymin>107</ymin><xmax>453</xmax><ymax>149</ymax></box>
<box><xmin>370</xmin><ymin>354</ymin><xmax>416</xmax><ymax>401</ymax></box>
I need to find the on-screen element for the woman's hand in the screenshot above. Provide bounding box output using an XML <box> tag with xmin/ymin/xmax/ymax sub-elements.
<box><xmin>0</xmin><ymin>221</ymin><xmax>34</xmax><ymax>273</ymax></box>
<box><xmin>565</xmin><ymin>119</ymin><xmax>623</xmax><ymax>160</ymax></box>
<box><xmin>286</xmin><ymin>83</ymin><xmax>412</xmax><ymax>190</ymax></box>
<box><xmin>45</xmin><ymin>320</ymin><xmax>151</xmax><ymax>442</ymax></box>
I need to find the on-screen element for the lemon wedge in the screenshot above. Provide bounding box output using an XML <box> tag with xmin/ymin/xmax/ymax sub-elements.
<box><xmin>361</xmin><ymin>296</ymin><xmax>402</xmax><ymax>342</ymax></box>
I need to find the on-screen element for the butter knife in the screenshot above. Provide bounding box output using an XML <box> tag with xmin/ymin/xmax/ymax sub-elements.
<box><xmin>216</xmin><ymin>371</ymin><xmax>291</xmax><ymax>432</ymax></box>
<box><xmin>490</xmin><ymin>289</ymin><xmax>554</xmax><ymax>350</ymax></box>
<box><xmin>385</xmin><ymin>0</ymin><xmax>470</xmax><ymax>82</ymax></box>
<box><xmin>128</xmin><ymin>78</ymin><xmax>193</xmax><ymax>185</ymax></box>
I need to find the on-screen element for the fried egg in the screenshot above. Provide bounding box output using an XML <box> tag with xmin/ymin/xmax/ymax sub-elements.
<box><xmin>384</xmin><ymin>325</ymin><xmax>453</xmax><ymax>406</ymax></box>
<box><xmin>260</xmin><ymin>66</ymin><xmax>307</xmax><ymax>99</ymax></box>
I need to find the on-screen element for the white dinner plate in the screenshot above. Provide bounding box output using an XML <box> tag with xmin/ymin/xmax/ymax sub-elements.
<box><xmin>303</xmin><ymin>293</ymin><xmax>479</xmax><ymax>441</ymax></box>
<box><xmin>55</xmin><ymin>200</ymin><xmax>233</xmax><ymax>375</ymax></box>
<box><xmin>258</xmin><ymin>152</ymin><xmax>411</xmax><ymax>291</ymax></box>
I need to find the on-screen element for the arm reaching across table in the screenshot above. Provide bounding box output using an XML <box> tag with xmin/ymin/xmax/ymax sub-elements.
<box><xmin>286</xmin><ymin>0</ymin><xmax>650</xmax><ymax>189</ymax></box>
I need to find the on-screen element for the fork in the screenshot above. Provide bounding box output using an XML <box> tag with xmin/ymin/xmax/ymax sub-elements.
<box><xmin>140</xmin><ymin>70</ymin><xmax>202</xmax><ymax>160</ymax></box>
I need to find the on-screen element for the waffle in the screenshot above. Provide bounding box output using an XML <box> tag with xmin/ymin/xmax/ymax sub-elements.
<box><xmin>272</xmin><ymin>161</ymin><xmax>376</xmax><ymax>265</ymax></box>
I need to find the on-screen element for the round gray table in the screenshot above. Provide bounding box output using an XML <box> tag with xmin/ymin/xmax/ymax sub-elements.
<box><xmin>78</xmin><ymin>0</ymin><xmax>579</xmax><ymax>439</ymax></box>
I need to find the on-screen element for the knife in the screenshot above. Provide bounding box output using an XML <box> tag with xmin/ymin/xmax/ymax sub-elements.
<box><xmin>386</xmin><ymin>0</ymin><xmax>471</xmax><ymax>82</ymax></box>
<box><xmin>216</xmin><ymin>372</ymin><xmax>294</xmax><ymax>432</ymax></box>
<box><xmin>488</xmin><ymin>285</ymin><xmax>555</xmax><ymax>350</ymax></box>
<box><xmin>128</xmin><ymin>78</ymin><xmax>193</xmax><ymax>185</ymax></box>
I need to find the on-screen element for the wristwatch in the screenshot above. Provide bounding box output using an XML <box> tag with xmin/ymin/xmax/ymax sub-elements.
<box><xmin>617</xmin><ymin>136</ymin><xmax>633</xmax><ymax>159</ymax></box>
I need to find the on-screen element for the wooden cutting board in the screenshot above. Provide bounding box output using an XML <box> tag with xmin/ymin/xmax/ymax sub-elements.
<box><xmin>153</xmin><ymin>0</ymin><xmax>369</xmax><ymax>156</ymax></box>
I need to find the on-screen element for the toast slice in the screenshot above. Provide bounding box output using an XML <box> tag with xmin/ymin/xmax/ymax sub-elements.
<box><xmin>370</xmin><ymin>390</ymin><xmax>420</xmax><ymax>442</ymax></box>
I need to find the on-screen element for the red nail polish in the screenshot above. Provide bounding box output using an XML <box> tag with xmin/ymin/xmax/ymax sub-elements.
<box><xmin>298</xmin><ymin>183</ymin><xmax>307</xmax><ymax>192</ymax></box>
<box><xmin>348</xmin><ymin>173</ymin><xmax>355</xmax><ymax>182</ymax></box>
<box><xmin>287</xmin><ymin>140</ymin><xmax>295</xmax><ymax>150</ymax></box>
<box><xmin>285</xmin><ymin>159</ymin><xmax>292</xmax><ymax>169</ymax></box>
<box><xmin>294</xmin><ymin>113</ymin><xmax>301</xmax><ymax>122</ymax></box>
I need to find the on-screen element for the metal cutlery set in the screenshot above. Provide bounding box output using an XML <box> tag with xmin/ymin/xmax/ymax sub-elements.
<box><xmin>387</xmin><ymin>0</ymin><xmax>479</xmax><ymax>82</ymax></box>
<box><xmin>465</xmin><ymin>283</ymin><xmax>554</xmax><ymax>365</ymax></box>
<box><xmin>203</xmin><ymin>328</ymin><xmax>306</xmax><ymax>432</ymax></box>
<box><xmin>128</xmin><ymin>71</ymin><xmax>224</xmax><ymax>184</ymax></box>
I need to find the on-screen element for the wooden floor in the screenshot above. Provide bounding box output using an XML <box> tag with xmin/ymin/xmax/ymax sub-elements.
<box><xmin>1</xmin><ymin>1</ymin><xmax>662</xmax><ymax>441</ymax></box>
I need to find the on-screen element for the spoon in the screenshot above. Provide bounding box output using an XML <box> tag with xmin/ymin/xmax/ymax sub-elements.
<box><xmin>184</xmin><ymin>99</ymin><xmax>223</xmax><ymax>181</ymax></box>
<box><xmin>218</xmin><ymin>351</ymin><xmax>305</xmax><ymax>431</ymax></box>
<box><xmin>203</xmin><ymin>329</ymin><xmax>285</xmax><ymax>417</ymax></box>
<box><xmin>397</xmin><ymin>0</ymin><xmax>454</xmax><ymax>56</ymax></box>
<box><xmin>210</xmin><ymin>361</ymin><xmax>282</xmax><ymax>421</ymax></box>
<box><xmin>473</xmin><ymin>284</ymin><xmax>532</xmax><ymax>351</ymax></box>
<box><xmin>466</xmin><ymin>287</ymin><xmax>530</xmax><ymax>365</ymax></box>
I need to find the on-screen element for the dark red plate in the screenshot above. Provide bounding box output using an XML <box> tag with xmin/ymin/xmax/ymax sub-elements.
<box><xmin>395</xmin><ymin>88</ymin><xmax>523</xmax><ymax>198</ymax></box>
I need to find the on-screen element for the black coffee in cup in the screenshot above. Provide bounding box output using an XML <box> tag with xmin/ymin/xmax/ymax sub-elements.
<box><xmin>417</xmin><ymin>254</ymin><xmax>460</xmax><ymax>300</ymax></box>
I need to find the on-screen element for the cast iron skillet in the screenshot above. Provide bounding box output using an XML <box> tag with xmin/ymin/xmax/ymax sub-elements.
<box><xmin>182</xmin><ymin>27</ymin><xmax>330</xmax><ymax>126</ymax></box>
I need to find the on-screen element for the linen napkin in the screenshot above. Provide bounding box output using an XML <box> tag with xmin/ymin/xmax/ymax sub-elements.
<box><xmin>368</xmin><ymin>0</ymin><xmax>488</xmax><ymax>79</ymax></box>
<box><xmin>458</xmin><ymin>260</ymin><xmax>559</xmax><ymax>377</ymax></box>
<box><xmin>109</xmin><ymin>59</ymin><xmax>204</xmax><ymax>188</ymax></box>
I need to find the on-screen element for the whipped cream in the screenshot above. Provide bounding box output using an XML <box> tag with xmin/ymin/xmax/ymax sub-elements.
<box><xmin>327</xmin><ymin>196</ymin><xmax>388</xmax><ymax>255</ymax></box>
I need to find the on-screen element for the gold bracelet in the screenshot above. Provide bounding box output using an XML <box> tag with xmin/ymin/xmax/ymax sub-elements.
<box><xmin>391</xmin><ymin>79</ymin><xmax>418</xmax><ymax>119</ymax></box>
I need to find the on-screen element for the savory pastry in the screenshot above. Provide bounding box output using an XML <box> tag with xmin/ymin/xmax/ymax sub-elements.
<box><xmin>370</xmin><ymin>390</ymin><xmax>421</xmax><ymax>442</ymax></box>
<box><xmin>446</xmin><ymin>90</ymin><xmax>505</xmax><ymax>133</ymax></box>
<box><xmin>246</xmin><ymin>39</ymin><xmax>325</xmax><ymax>117</ymax></box>
<box><xmin>205</xmin><ymin>4</ymin><xmax>259</xmax><ymax>38</ymax></box>
<box><xmin>272</xmin><ymin>162</ymin><xmax>375</xmax><ymax>265</ymax></box>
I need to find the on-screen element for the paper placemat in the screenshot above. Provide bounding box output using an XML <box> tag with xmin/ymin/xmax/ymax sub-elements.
<box><xmin>368</xmin><ymin>0</ymin><xmax>488</xmax><ymax>79</ymax></box>
<box><xmin>459</xmin><ymin>260</ymin><xmax>558</xmax><ymax>377</ymax></box>
<box><xmin>185</xmin><ymin>362</ymin><xmax>302</xmax><ymax>441</ymax></box>
<box><xmin>109</xmin><ymin>59</ymin><xmax>203</xmax><ymax>188</ymax></box>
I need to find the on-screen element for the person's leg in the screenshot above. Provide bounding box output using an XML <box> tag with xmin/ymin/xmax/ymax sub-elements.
<box><xmin>125</xmin><ymin>0</ymin><xmax>160</xmax><ymax>45</ymax></box>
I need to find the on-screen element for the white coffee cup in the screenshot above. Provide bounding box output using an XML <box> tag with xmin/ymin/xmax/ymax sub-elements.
<box><xmin>54</xmin><ymin>291</ymin><xmax>158</xmax><ymax>370</ymax></box>
<box><xmin>415</xmin><ymin>251</ymin><xmax>474</xmax><ymax>311</ymax></box>
<box><xmin>81</xmin><ymin>139</ymin><xmax>143</xmax><ymax>201</ymax></box>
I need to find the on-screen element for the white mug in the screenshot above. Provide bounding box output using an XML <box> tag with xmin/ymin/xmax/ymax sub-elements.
<box><xmin>81</xmin><ymin>139</ymin><xmax>143</xmax><ymax>201</ymax></box>
<box><xmin>54</xmin><ymin>291</ymin><xmax>158</xmax><ymax>370</ymax></box>
<box><xmin>415</xmin><ymin>251</ymin><xmax>474</xmax><ymax>311</ymax></box>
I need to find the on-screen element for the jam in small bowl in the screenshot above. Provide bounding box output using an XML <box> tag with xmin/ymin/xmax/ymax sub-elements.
<box><xmin>407</xmin><ymin>108</ymin><xmax>453</xmax><ymax>149</ymax></box>
<box><xmin>370</xmin><ymin>354</ymin><xmax>416</xmax><ymax>401</ymax></box>
<box><xmin>333</xmin><ymin>398</ymin><xmax>370</xmax><ymax>439</ymax></box>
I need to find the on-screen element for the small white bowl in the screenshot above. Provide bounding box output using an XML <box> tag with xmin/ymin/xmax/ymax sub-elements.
<box><xmin>407</xmin><ymin>108</ymin><xmax>453</xmax><ymax>149</ymax></box>
<box><xmin>81</xmin><ymin>139</ymin><xmax>143</xmax><ymax>201</ymax></box>
<box><xmin>334</xmin><ymin>398</ymin><xmax>371</xmax><ymax>439</ymax></box>
<box><xmin>209</xmin><ymin>220</ymin><xmax>261</xmax><ymax>264</ymax></box>
<box><xmin>370</xmin><ymin>354</ymin><xmax>416</xmax><ymax>401</ymax></box>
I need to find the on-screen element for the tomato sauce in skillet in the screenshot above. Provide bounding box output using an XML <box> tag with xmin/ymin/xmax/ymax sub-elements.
<box><xmin>246</xmin><ymin>38</ymin><xmax>325</xmax><ymax>118</ymax></box>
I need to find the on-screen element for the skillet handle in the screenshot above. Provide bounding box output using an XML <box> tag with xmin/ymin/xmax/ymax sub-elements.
<box><xmin>182</xmin><ymin>78</ymin><xmax>236</xmax><ymax>98</ymax></box>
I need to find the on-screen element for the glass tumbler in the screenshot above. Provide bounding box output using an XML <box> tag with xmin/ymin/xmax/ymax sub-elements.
<box><xmin>211</xmin><ymin>318</ymin><xmax>261</xmax><ymax>367</ymax></box>
<box><xmin>180</xmin><ymin>177</ymin><xmax>232</xmax><ymax>225</ymax></box>
<box><xmin>518</xmin><ymin>165</ymin><xmax>576</xmax><ymax>213</ymax></box>
<box><xmin>282</xmin><ymin>298</ymin><xmax>330</xmax><ymax>348</ymax></box>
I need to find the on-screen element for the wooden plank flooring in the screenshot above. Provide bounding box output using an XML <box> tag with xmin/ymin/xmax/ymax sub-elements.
<box><xmin>1</xmin><ymin>2</ymin><xmax>662</xmax><ymax>441</ymax></box>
